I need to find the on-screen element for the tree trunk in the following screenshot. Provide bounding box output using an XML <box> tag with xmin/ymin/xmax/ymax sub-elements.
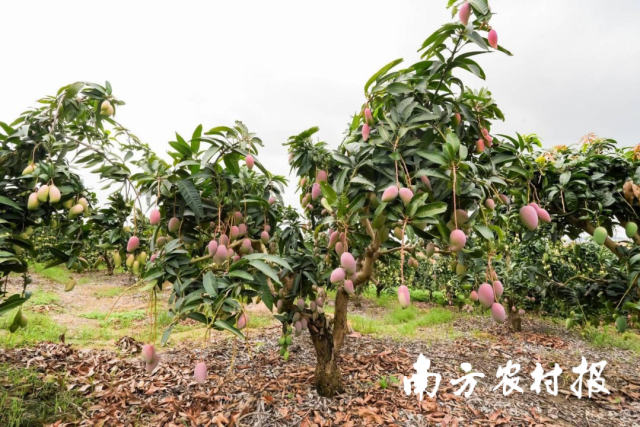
<box><xmin>332</xmin><ymin>288</ymin><xmax>350</xmax><ymax>354</ymax></box>
<box><xmin>308</xmin><ymin>316</ymin><xmax>343</xmax><ymax>397</ymax></box>
<box><xmin>508</xmin><ymin>307</ymin><xmax>522</xmax><ymax>332</ymax></box>
<box><xmin>104</xmin><ymin>253</ymin><xmax>114</xmax><ymax>276</ymax></box>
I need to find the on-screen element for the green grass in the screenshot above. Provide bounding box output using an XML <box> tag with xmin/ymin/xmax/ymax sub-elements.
<box><xmin>80</xmin><ymin>310</ymin><xmax>146</xmax><ymax>328</ymax></box>
<box><xmin>0</xmin><ymin>311</ymin><xmax>66</xmax><ymax>348</ymax></box>
<box><xmin>24</xmin><ymin>290</ymin><xmax>59</xmax><ymax>307</ymax></box>
<box><xmin>94</xmin><ymin>287</ymin><xmax>123</xmax><ymax>298</ymax></box>
<box><xmin>30</xmin><ymin>263</ymin><xmax>71</xmax><ymax>284</ymax></box>
<box><xmin>0</xmin><ymin>364</ymin><xmax>88</xmax><ymax>427</ymax></box>
<box><xmin>349</xmin><ymin>306</ymin><xmax>456</xmax><ymax>340</ymax></box>
<box><xmin>583</xmin><ymin>325</ymin><xmax>640</xmax><ymax>354</ymax></box>
<box><xmin>247</xmin><ymin>313</ymin><xmax>275</xmax><ymax>329</ymax></box>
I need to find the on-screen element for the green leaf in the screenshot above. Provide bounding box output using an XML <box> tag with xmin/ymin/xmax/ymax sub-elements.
<box><xmin>319</xmin><ymin>181</ymin><xmax>338</xmax><ymax>204</ymax></box>
<box><xmin>386</xmin><ymin>82</ymin><xmax>413</xmax><ymax>95</ymax></box>
<box><xmin>415</xmin><ymin>202</ymin><xmax>448</xmax><ymax>218</ymax></box>
<box><xmin>364</xmin><ymin>58</ymin><xmax>404</xmax><ymax>95</ymax></box>
<box><xmin>469</xmin><ymin>0</ymin><xmax>489</xmax><ymax>15</ymax></box>
<box><xmin>407</xmin><ymin>193</ymin><xmax>430</xmax><ymax>217</ymax></box>
<box><xmin>249</xmin><ymin>260</ymin><xmax>282</xmax><ymax>284</ymax></box>
<box><xmin>0</xmin><ymin>196</ymin><xmax>20</xmax><ymax>210</ymax></box>
<box><xmin>214</xmin><ymin>320</ymin><xmax>245</xmax><ymax>339</ymax></box>
<box><xmin>176</xmin><ymin>179</ymin><xmax>204</xmax><ymax>218</ymax></box>
<box><xmin>203</xmin><ymin>272</ymin><xmax>217</xmax><ymax>296</ymax></box>
<box><xmin>242</xmin><ymin>253</ymin><xmax>292</xmax><ymax>271</ymax></box>
<box><xmin>161</xmin><ymin>323</ymin><xmax>174</xmax><ymax>346</ymax></box>
<box><xmin>228</xmin><ymin>270</ymin><xmax>254</xmax><ymax>281</ymax></box>
<box><xmin>474</xmin><ymin>224</ymin><xmax>494</xmax><ymax>240</ymax></box>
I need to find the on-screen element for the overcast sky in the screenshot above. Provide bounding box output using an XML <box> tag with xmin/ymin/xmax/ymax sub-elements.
<box><xmin>1</xmin><ymin>0</ymin><xmax>639</xmax><ymax>209</ymax></box>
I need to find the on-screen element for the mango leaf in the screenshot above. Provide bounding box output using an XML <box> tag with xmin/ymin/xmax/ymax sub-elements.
<box><xmin>176</xmin><ymin>179</ymin><xmax>204</xmax><ymax>218</ymax></box>
<box><xmin>364</xmin><ymin>58</ymin><xmax>404</xmax><ymax>95</ymax></box>
<box><xmin>474</xmin><ymin>224</ymin><xmax>494</xmax><ymax>240</ymax></box>
<box><xmin>214</xmin><ymin>320</ymin><xmax>245</xmax><ymax>339</ymax></box>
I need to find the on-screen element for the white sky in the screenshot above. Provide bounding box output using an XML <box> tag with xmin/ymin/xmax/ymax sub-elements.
<box><xmin>1</xmin><ymin>0</ymin><xmax>639</xmax><ymax>209</ymax></box>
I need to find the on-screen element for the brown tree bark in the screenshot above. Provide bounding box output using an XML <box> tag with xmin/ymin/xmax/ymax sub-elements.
<box><xmin>332</xmin><ymin>288</ymin><xmax>350</xmax><ymax>354</ymax></box>
<box><xmin>508</xmin><ymin>307</ymin><xmax>522</xmax><ymax>332</ymax></box>
<box><xmin>308</xmin><ymin>316</ymin><xmax>343</xmax><ymax>397</ymax></box>
<box><xmin>104</xmin><ymin>253</ymin><xmax>114</xmax><ymax>276</ymax></box>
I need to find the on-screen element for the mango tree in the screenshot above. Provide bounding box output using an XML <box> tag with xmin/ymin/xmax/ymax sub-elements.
<box><xmin>282</xmin><ymin>0</ymin><xmax>538</xmax><ymax>396</ymax></box>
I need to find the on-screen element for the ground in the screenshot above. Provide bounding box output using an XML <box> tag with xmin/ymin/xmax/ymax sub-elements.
<box><xmin>1</xmin><ymin>267</ymin><xmax>640</xmax><ymax>426</ymax></box>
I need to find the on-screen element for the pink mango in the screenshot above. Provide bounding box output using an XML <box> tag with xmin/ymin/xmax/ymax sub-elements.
<box><xmin>208</xmin><ymin>240</ymin><xmax>218</xmax><ymax>256</ymax></box>
<box><xmin>127</xmin><ymin>236</ymin><xmax>140</xmax><ymax>253</ymax></box>
<box><xmin>261</xmin><ymin>231</ymin><xmax>270</xmax><ymax>244</ymax></box>
<box><xmin>364</xmin><ymin>107</ymin><xmax>373</xmax><ymax>125</ymax></box>
<box><xmin>246</xmin><ymin>155</ymin><xmax>255</xmax><ymax>170</ymax></box>
<box><xmin>491</xmin><ymin>303</ymin><xmax>506</xmax><ymax>323</ymax></box>
<box><xmin>485</xmin><ymin>199</ymin><xmax>495</xmax><ymax>210</ymax></box>
<box><xmin>493</xmin><ymin>280</ymin><xmax>504</xmax><ymax>298</ymax></box>
<box><xmin>536</xmin><ymin>208</ymin><xmax>551</xmax><ymax>223</ymax></box>
<box><xmin>194</xmin><ymin>362</ymin><xmax>207</xmax><ymax>384</ymax></box>
<box><xmin>449</xmin><ymin>229</ymin><xmax>466</xmax><ymax>252</ymax></box>
<box><xmin>230</xmin><ymin>226</ymin><xmax>239</xmax><ymax>241</ymax></box>
<box><xmin>340</xmin><ymin>252</ymin><xmax>356</xmax><ymax>274</ymax></box>
<box><xmin>312</xmin><ymin>182</ymin><xmax>321</xmax><ymax>200</ymax></box>
<box><xmin>316</xmin><ymin>170</ymin><xmax>328</xmax><ymax>182</ymax></box>
<box><xmin>268</xmin><ymin>197</ymin><xmax>275</xmax><ymax>205</ymax></box>
<box><xmin>330</xmin><ymin>268</ymin><xmax>346</xmax><ymax>283</ymax></box>
<box><xmin>335</xmin><ymin>242</ymin><xmax>344</xmax><ymax>256</ymax></box>
<box><xmin>478</xmin><ymin>283</ymin><xmax>494</xmax><ymax>308</ymax></box>
<box><xmin>470</xmin><ymin>290</ymin><xmax>479</xmax><ymax>302</ymax></box>
<box><xmin>476</xmin><ymin>139</ymin><xmax>485</xmax><ymax>154</ymax></box>
<box><xmin>237</xmin><ymin>313</ymin><xmax>248</xmax><ymax>329</ymax></box>
<box><xmin>362</xmin><ymin>123</ymin><xmax>370</xmax><ymax>141</ymax></box>
<box><xmin>344</xmin><ymin>280</ymin><xmax>355</xmax><ymax>296</ymax></box>
<box><xmin>488</xmin><ymin>29</ymin><xmax>498</xmax><ymax>49</ymax></box>
<box><xmin>421</xmin><ymin>175</ymin><xmax>432</xmax><ymax>190</ymax></box>
<box><xmin>398</xmin><ymin>285</ymin><xmax>411</xmax><ymax>309</ymax></box>
<box><xmin>150</xmin><ymin>209</ymin><xmax>161</xmax><ymax>225</ymax></box>
<box><xmin>381</xmin><ymin>186</ymin><xmax>399</xmax><ymax>203</ymax></box>
<box><xmin>399</xmin><ymin>187</ymin><xmax>414</xmax><ymax>206</ymax></box>
<box><xmin>141</xmin><ymin>344</ymin><xmax>155</xmax><ymax>364</ymax></box>
<box><xmin>459</xmin><ymin>2</ymin><xmax>471</xmax><ymax>25</ymax></box>
<box><xmin>519</xmin><ymin>205</ymin><xmax>539</xmax><ymax>230</ymax></box>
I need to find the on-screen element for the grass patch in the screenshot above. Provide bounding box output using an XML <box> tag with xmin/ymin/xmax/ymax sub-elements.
<box><xmin>94</xmin><ymin>287</ymin><xmax>123</xmax><ymax>299</ymax></box>
<box><xmin>24</xmin><ymin>290</ymin><xmax>59</xmax><ymax>307</ymax></box>
<box><xmin>30</xmin><ymin>263</ymin><xmax>71</xmax><ymax>284</ymax></box>
<box><xmin>0</xmin><ymin>311</ymin><xmax>66</xmax><ymax>348</ymax></box>
<box><xmin>0</xmin><ymin>364</ymin><xmax>88</xmax><ymax>426</ymax></box>
<box><xmin>247</xmin><ymin>313</ymin><xmax>275</xmax><ymax>329</ymax></box>
<box><xmin>349</xmin><ymin>306</ymin><xmax>457</xmax><ymax>340</ymax></box>
<box><xmin>80</xmin><ymin>309</ymin><xmax>146</xmax><ymax>328</ymax></box>
<box><xmin>583</xmin><ymin>325</ymin><xmax>640</xmax><ymax>354</ymax></box>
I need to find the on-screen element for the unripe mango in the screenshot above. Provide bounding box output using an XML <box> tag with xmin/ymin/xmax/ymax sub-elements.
<box><xmin>126</xmin><ymin>254</ymin><xmax>135</xmax><ymax>268</ymax></box>
<box><xmin>478</xmin><ymin>283</ymin><xmax>494</xmax><ymax>308</ymax></box>
<box><xmin>27</xmin><ymin>192</ymin><xmax>39</xmax><ymax>210</ymax></box>
<box><xmin>426</xmin><ymin>242</ymin><xmax>436</xmax><ymax>257</ymax></box>
<box><xmin>261</xmin><ymin>231</ymin><xmax>269</xmax><ymax>244</ymax></box>
<box><xmin>626</xmin><ymin>222</ymin><xmax>638</xmax><ymax>238</ymax></box>
<box><xmin>485</xmin><ymin>199</ymin><xmax>495</xmax><ymax>211</ymax></box>
<box><xmin>100</xmin><ymin>100</ymin><xmax>114</xmax><ymax>116</ymax></box>
<box><xmin>168</xmin><ymin>217</ymin><xmax>181</xmax><ymax>233</ymax></box>
<box><xmin>138</xmin><ymin>251</ymin><xmax>148</xmax><ymax>264</ymax></box>
<box><xmin>297</xmin><ymin>298</ymin><xmax>305</xmax><ymax>310</ymax></box>
<box><xmin>493</xmin><ymin>280</ymin><xmax>503</xmax><ymax>298</ymax></box>
<box><xmin>459</xmin><ymin>2</ymin><xmax>471</xmax><ymax>25</ymax></box>
<box><xmin>449</xmin><ymin>229</ymin><xmax>466</xmax><ymax>252</ymax></box>
<box><xmin>142</xmin><ymin>344</ymin><xmax>156</xmax><ymax>364</ymax></box>
<box><xmin>63</xmin><ymin>199</ymin><xmax>74</xmax><ymax>209</ymax></box>
<box><xmin>364</xmin><ymin>107</ymin><xmax>373</xmax><ymax>125</ymax></box>
<box><xmin>246</xmin><ymin>155</ymin><xmax>255</xmax><ymax>170</ymax></box>
<box><xmin>48</xmin><ymin>185</ymin><xmax>61</xmax><ymax>203</ymax></box>
<box><xmin>491</xmin><ymin>303</ymin><xmax>506</xmax><ymax>323</ymax></box>
<box><xmin>22</xmin><ymin>163</ymin><xmax>35</xmax><ymax>175</ymax></box>
<box><xmin>283</xmin><ymin>350</ymin><xmax>290</xmax><ymax>361</ymax></box>
<box><xmin>240</xmin><ymin>238</ymin><xmax>252</xmax><ymax>255</ymax></box>
<box><xmin>19</xmin><ymin>314</ymin><xmax>28</xmax><ymax>328</ymax></box>
<box><xmin>340</xmin><ymin>252</ymin><xmax>356</xmax><ymax>274</ymax></box>
<box><xmin>37</xmin><ymin>185</ymin><xmax>50</xmax><ymax>202</ymax></box>
<box><xmin>372</xmin><ymin>214</ymin><xmax>386</xmax><ymax>229</ymax></box>
<box><xmin>156</xmin><ymin>236</ymin><xmax>167</xmax><ymax>248</ymax></box>
<box><xmin>498</xmin><ymin>194</ymin><xmax>509</xmax><ymax>205</ymax></box>
<box><xmin>70</xmin><ymin>204</ymin><xmax>84</xmax><ymax>216</ymax></box>
<box><xmin>421</xmin><ymin>176</ymin><xmax>432</xmax><ymax>190</ymax></box>
<box><xmin>362</xmin><ymin>123</ymin><xmax>370</xmax><ymax>141</ymax></box>
<box><xmin>65</xmin><ymin>279</ymin><xmax>77</xmax><ymax>292</ymax></box>
<box><xmin>113</xmin><ymin>252</ymin><xmax>122</xmax><ymax>268</ymax></box>
<box><xmin>214</xmin><ymin>245</ymin><xmax>228</xmax><ymax>265</ymax></box>
<box><xmin>381</xmin><ymin>186</ymin><xmax>398</xmax><ymax>203</ymax></box>
<box><xmin>230</xmin><ymin>226</ymin><xmax>239</xmax><ymax>241</ymax></box>
<box><xmin>398</xmin><ymin>285</ymin><xmax>411</xmax><ymax>309</ymax></box>
<box><xmin>330</xmin><ymin>268</ymin><xmax>346</xmax><ymax>283</ymax></box>
<box><xmin>78</xmin><ymin>197</ymin><xmax>88</xmax><ymax>210</ymax></box>
<box><xmin>399</xmin><ymin>187</ymin><xmax>413</xmax><ymax>206</ymax></box>
<box><xmin>237</xmin><ymin>313</ymin><xmax>248</xmax><ymax>329</ymax></box>
<box><xmin>488</xmin><ymin>29</ymin><xmax>498</xmax><ymax>49</ymax></box>
<box><xmin>150</xmin><ymin>209</ymin><xmax>161</xmax><ymax>225</ymax></box>
<box><xmin>394</xmin><ymin>226</ymin><xmax>404</xmax><ymax>240</ymax></box>
<box><xmin>208</xmin><ymin>240</ymin><xmax>218</xmax><ymax>256</ymax></box>
<box><xmin>133</xmin><ymin>261</ymin><xmax>140</xmax><ymax>274</ymax></box>
<box><xmin>344</xmin><ymin>279</ymin><xmax>355</xmax><ymax>295</ymax></box>
<box><xmin>593</xmin><ymin>226</ymin><xmax>607</xmax><ymax>245</ymax></box>
<box><xmin>456</xmin><ymin>263</ymin><xmax>467</xmax><ymax>276</ymax></box>
<box><xmin>519</xmin><ymin>206</ymin><xmax>538</xmax><ymax>230</ymax></box>
<box><xmin>194</xmin><ymin>362</ymin><xmax>207</xmax><ymax>384</ymax></box>
<box><xmin>312</xmin><ymin>182</ymin><xmax>321</xmax><ymax>200</ymax></box>
<box><xmin>127</xmin><ymin>236</ymin><xmax>140</xmax><ymax>252</ymax></box>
